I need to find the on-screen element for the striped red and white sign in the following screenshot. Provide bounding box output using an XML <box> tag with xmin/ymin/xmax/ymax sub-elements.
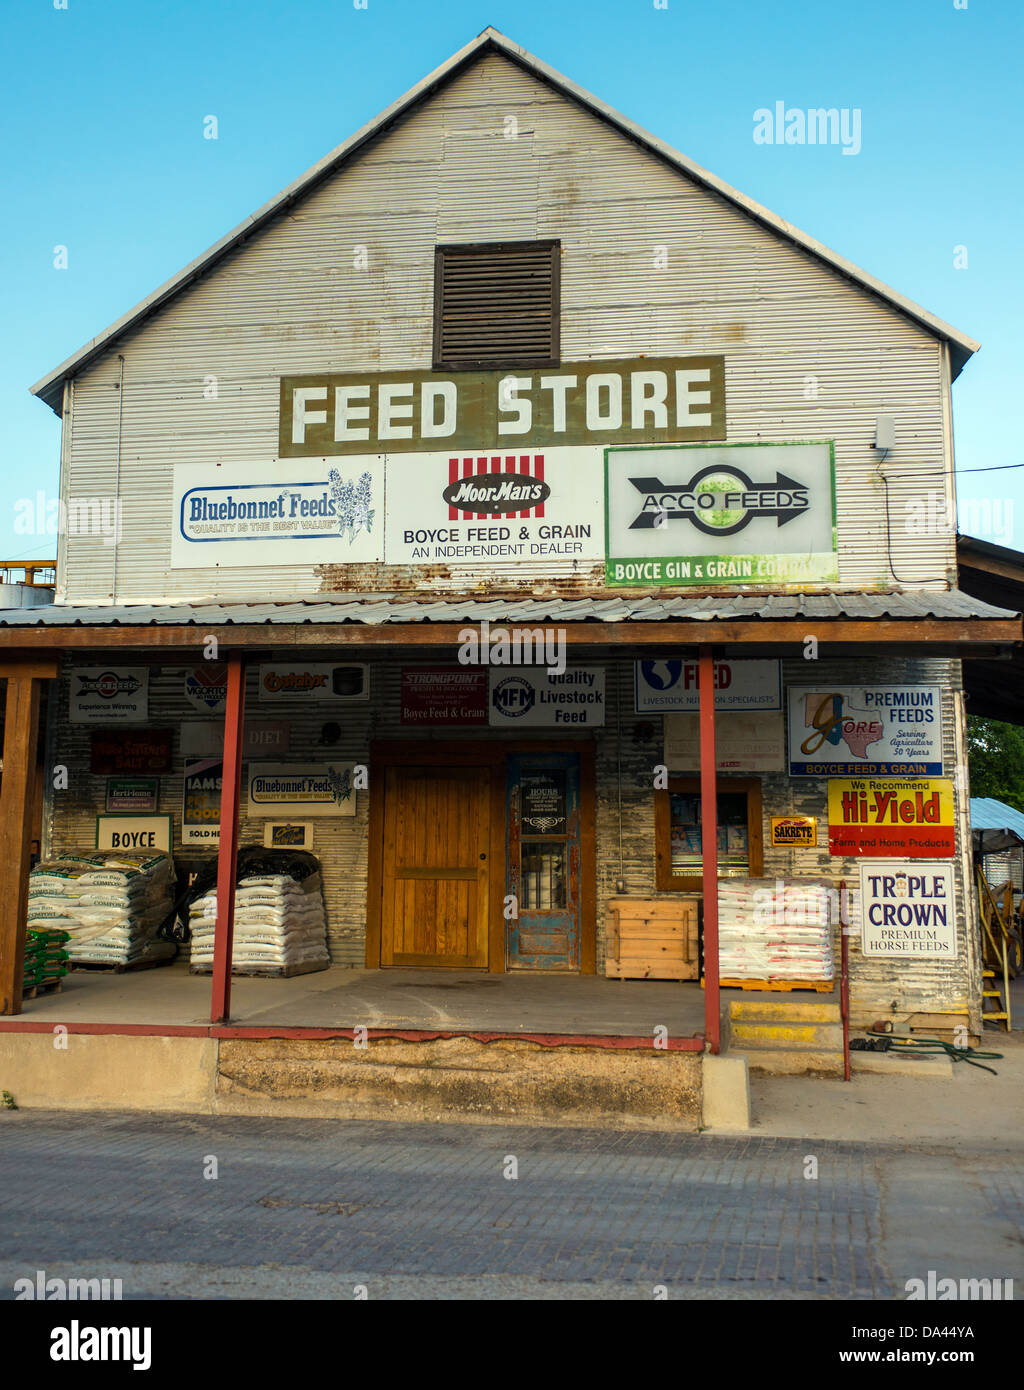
<box><xmin>447</xmin><ymin>455</ymin><xmax>546</xmax><ymax>520</ymax></box>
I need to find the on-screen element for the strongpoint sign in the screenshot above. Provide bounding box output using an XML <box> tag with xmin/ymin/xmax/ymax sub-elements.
<box><xmin>604</xmin><ymin>441</ymin><xmax>837</xmax><ymax>586</ymax></box>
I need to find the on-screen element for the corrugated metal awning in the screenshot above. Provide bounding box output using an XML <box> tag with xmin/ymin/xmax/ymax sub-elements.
<box><xmin>971</xmin><ymin>797</ymin><xmax>1024</xmax><ymax>852</ymax></box>
<box><xmin>0</xmin><ymin>589</ymin><xmax>1015</xmax><ymax>628</ymax></box>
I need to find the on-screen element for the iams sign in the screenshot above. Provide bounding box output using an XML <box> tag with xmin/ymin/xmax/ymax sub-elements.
<box><xmin>280</xmin><ymin>356</ymin><xmax>726</xmax><ymax>457</ymax></box>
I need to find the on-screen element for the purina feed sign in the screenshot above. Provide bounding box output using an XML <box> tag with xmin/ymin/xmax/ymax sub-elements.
<box><xmin>605</xmin><ymin>441</ymin><xmax>836</xmax><ymax>586</ymax></box>
<box><xmin>384</xmin><ymin>449</ymin><xmax>604</xmax><ymax>566</ymax></box>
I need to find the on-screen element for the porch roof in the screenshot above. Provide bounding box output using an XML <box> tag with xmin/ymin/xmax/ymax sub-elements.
<box><xmin>0</xmin><ymin>588</ymin><xmax>1017</xmax><ymax>656</ymax></box>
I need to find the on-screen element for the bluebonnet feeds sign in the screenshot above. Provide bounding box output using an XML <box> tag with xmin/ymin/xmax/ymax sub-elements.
<box><xmin>171</xmin><ymin>461</ymin><xmax>383</xmax><ymax>568</ymax></box>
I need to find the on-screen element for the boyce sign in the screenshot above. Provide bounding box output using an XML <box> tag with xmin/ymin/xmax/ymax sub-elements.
<box><xmin>281</xmin><ymin>356</ymin><xmax>725</xmax><ymax>457</ymax></box>
<box><xmin>605</xmin><ymin>441</ymin><xmax>836</xmax><ymax>586</ymax></box>
<box><xmin>789</xmin><ymin>685</ymin><xmax>942</xmax><ymax>776</ymax></box>
<box><xmin>385</xmin><ymin>448</ymin><xmax>603</xmax><ymax>565</ymax></box>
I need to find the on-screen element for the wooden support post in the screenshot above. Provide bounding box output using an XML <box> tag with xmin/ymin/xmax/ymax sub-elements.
<box><xmin>699</xmin><ymin>647</ymin><xmax>720</xmax><ymax>1054</ymax></box>
<box><xmin>210</xmin><ymin>653</ymin><xmax>246</xmax><ymax>1024</ymax></box>
<box><xmin>0</xmin><ymin>673</ymin><xmax>44</xmax><ymax>1015</ymax></box>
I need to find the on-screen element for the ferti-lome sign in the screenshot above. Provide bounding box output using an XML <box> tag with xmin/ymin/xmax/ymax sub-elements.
<box><xmin>280</xmin><ymin>356</ymin><xmax>725</xmax><ymax>457</ymax></box>
<box><xmin>827</xmin><ymin>778</ymin><xmax>955</xmax><ymax>857</ymax></box>
<box><xmin>605</xmin><ymin>441</ymin><xmax>836</xmax><ymax>587</ymax></box>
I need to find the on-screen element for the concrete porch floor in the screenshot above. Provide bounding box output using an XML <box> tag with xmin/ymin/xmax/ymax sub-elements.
<box><xmin>9</xmin><ymin>959</ymin><xmax>711</xmax><ymax>1038</ymax></box>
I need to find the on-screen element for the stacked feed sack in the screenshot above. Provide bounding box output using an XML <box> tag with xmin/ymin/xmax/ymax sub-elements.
<box><xmin>22</xmin><ymin>928</ymin><xmax>70</xmax><ymax>992</ymax></box>
<box><xmin>188</xmin><ymin>849</ymin><xmax>329</xmax><ymax>976</ymax></box>
<box><xmin>717</xmin><ymin>878</ymin><xmax>843</xmax><ymax>982</ymax></box>
<box><xmin>27</xmin><ymin>851</ymin><xmax>177</xmax><ymax>968</ymax></box>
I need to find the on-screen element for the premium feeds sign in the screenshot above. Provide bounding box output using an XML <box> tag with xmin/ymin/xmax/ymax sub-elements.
<box><xmin>605</xmin><ymin>441</ymin><xmax>836</xmax><ymax>587</ymax></box>
<box><xmin>789</xmin><ymin>685</ymin><xmax>942</xmax><ymax>776</ymax></box>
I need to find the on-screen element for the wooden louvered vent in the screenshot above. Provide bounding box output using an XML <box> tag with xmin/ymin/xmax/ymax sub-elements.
<box><xmin>433</xmin><ymin>240</ymin><xmax>560</xmax><ymax>371</ymax></box>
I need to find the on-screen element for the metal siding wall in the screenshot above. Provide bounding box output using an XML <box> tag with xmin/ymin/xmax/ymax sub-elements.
<box><xmin>58</xmin><ymin>53</ymin><xmax>953</xmax><ymax>603</ymax></box>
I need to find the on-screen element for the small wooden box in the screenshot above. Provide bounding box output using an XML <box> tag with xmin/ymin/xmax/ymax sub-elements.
<box><xmin>605</xmin><ymin>898</ymin><xmax>700</xmax><ymax>980</ymax></box>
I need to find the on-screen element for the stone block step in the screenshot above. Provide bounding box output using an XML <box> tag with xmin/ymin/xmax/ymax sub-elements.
<box><xmin>730</xmin><ymin>999</ymin><xmax>840</xmax><ymax>1023</ymax></box>
<box><xmin>728</xmin><ymin>1048</ymin><xmax>845</xmax><ymax>1077</ymax></box>
<box><xmin>729</xmin><ymin>1021</ymin><xmax>843</xmax><ymax>1050</ymax></box>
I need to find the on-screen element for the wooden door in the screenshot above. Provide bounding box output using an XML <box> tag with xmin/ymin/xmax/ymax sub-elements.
<box><xmin>381</xmin><ymin>765</ymin><xmax>490</xmax><ymax>968</ymax></box>
<box><xmin>506</xmin><ymin>754</ymin><xmax>581</xmax><ymax>971</ymax></box>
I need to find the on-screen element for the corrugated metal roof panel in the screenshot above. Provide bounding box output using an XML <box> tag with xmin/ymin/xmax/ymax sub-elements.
<box><xmin>970</xmin><ymin>798</ymin><xmax>1024</xmax><ymax>837</ymax></box>
<box><xmin>0</xmin><ymin>588</ymin><xmax>1015</xmax><ymax>627</ymax></box>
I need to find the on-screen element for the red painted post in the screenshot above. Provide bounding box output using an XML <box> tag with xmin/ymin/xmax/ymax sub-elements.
<box><xmin>840</xmin><ymin>879</ymin><xmax>851</xmax><ymax>1081</ymax></box>
<box><xmin>210</xmin><ymin>652</ymin><xmax>246</xmax><ymax>1024</ymax></box>
<box><xmin>699</xmin><ymin>647</ymin><xmax>720</xmax><ymax>1053</ymax></box>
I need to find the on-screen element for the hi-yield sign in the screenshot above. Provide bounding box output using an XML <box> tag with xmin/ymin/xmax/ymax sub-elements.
<box><xmin>628</xmin><ymin>464</ymin><xmax>810</xmax><ymax>536</ymax></box>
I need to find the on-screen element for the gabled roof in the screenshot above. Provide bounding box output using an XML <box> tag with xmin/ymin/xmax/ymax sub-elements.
<box><xmin>30</xmin><ymin>26</ymin><xmax>980</xmax><ymax>414</ymax></box>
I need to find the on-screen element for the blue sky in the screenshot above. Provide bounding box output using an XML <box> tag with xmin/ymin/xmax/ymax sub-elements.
<box><xmin>2</xmin><ymin>0</ymin><xmax>1020</xmax><ymax>562</ymax></box>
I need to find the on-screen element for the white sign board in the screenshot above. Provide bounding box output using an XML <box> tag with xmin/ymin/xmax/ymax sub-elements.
<box><xmin>488</xmin><ymin>668</ymin><xmax>605</xmax><ymax>727</ymax></box>
<box><xmin>385</xmin><ymin>447</ymin><xmax>604</xmax><ymax>566</ymax></box>
<box><xmin>636</xmin><ymin>659</ymin><xmax>781</xmax><ymax>713</ymax></box>
<box><xmin>248</xmin><ymin>763</ymin><xmax>357</xmax><ymax>816</ymax></box>
<box><xmin>788</xmin><ymin>686</ymin><xmax>943</xmax><ymax>776</ymax></box>
<box><xmin>859</xmin><ymin>862</ymin><xmax>957</xmax><ymax>958</ymax></box>
<box><xmin>257</xmin><ymin>663</ymin><xmax>369</xmax><ymax>702</ymax></box>
<box><xmin>665</xmin><ymin>712</ymin><xmax>785</xmax><ymax>771</ymax></box>
<box><xmin>95</xmin><ymin>815</ymin><xmax>171</xmax><ymax>853</ymax></box>
<box><xmin>605</xmin><ymin>441</ymin><xmax>837</xmax><ymax>586</ymax></box>
<box><xmin>171</xmin><ymin>459</ymin><xmax>384</xmax><ymax>569</ymax></box>
<box><xmin>69</xmin><ymin>668</ymin><xmax>149</xmax><ymax>724</ymax></box>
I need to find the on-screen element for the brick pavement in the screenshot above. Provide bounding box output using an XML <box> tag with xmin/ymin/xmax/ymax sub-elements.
<box><xmin>0</xmin><ymin>1111</ymin><xmax>1020</xmax><ymax>1299</ymax></box>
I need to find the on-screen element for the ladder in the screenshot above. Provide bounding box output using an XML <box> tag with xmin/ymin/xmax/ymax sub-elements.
<box><xmin>977</xmin><ymin>868</ymin><xmax>1011</xmax><ymax>1031</ymax></box>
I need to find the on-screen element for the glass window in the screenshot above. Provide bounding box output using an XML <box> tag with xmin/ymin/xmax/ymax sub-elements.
<box><xmin>521</xmin><ymin>841</ymin><xmax>567</xmax><ymax>910</ymax></box>
<box><xmin>670</xmin><ymin>792</ymin><xmax>750</xmax><ymax>877</ymax></box>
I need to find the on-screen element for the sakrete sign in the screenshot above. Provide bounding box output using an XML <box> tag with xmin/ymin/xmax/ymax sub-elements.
<box><xmin>280</xmin><ymin>356</ymin><xmax>725</xmax><ymax>457</ymax></box>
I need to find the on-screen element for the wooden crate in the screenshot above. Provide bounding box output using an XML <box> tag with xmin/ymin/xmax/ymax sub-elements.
<box><xmin>605</xmin><ymin>898</ymin><xmax>699</xmax><ymax>980</ymax></box>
